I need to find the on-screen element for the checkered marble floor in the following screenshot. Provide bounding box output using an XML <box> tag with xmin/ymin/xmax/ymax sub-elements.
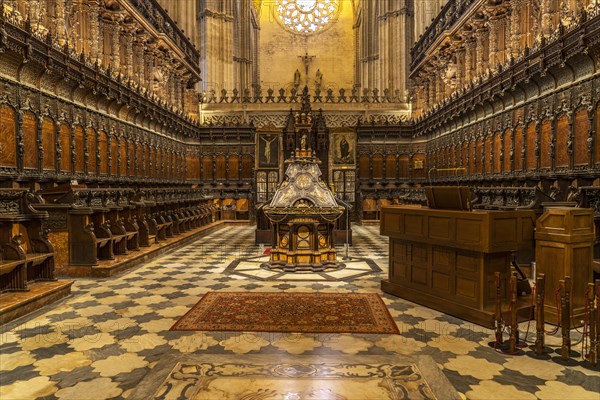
<box><xmin>1</xmin><ymin>225</ymin><xmax>598</xmax><ymax>399</ymax></box>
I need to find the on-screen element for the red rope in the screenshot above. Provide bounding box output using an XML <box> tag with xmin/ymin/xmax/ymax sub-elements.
<box><xmin>544</xmin><ymin>287</ymin><xmax>562</xmax><ymax>335</ymax></box>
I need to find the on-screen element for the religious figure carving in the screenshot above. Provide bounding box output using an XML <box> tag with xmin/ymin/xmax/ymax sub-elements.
<box><xmin>315</xmin><ymin>69</ymin><xmax>323</xmax><ymax>89</ymax></box>
<box><xmin>301</xmin><ymin>133</ymin><xmax>307</xmax><ymax>150</ymax></box>
<box><xmin>261</xmin><ymin>135</ymin><xmax>277</xmax><ymax>164</ymax></box>
<box><xmin>293</xmin><ymin>69</ymin><xmax>301</xmax><ymax>88</ymax></box>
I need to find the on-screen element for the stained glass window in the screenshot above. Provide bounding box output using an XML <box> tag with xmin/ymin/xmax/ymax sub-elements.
<box><xmin>276</xmin><ymin>0</ymin><xmax>340</xmax><ymax>35</ymax></box>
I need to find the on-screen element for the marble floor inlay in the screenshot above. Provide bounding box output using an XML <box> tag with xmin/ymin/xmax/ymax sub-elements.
<box><xmin>0</xmin><ymin>225</ymin><xmax>599</xmax><ymax>400</ymax></box>
<box><xmin>224</xmin><ymin>255</ymin><xmax>381</xmax><ymax>281</ymax></box>
<box><xmin>149</xmin><ymin>358</ymin><xmax>446</xmax><ymax>400</ymax></box>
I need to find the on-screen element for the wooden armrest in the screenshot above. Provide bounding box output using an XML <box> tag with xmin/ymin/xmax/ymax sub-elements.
<box><xmin>0</xmin><ymin>260</ymin><xmax>26</xmax><ymax>275</ymax></box>
<box><xmin>97</xmin><ymin>238</ymin><xmax>112</xmax><ymax>246</ymax></box>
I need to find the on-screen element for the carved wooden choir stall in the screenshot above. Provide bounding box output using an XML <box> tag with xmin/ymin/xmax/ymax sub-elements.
<box><xmin>0</xmin><ymin>189</ymin><xmax>73</xmax><ymax>324</ymax></box>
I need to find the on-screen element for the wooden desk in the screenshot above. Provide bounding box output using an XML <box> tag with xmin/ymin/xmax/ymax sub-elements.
<box><xmin>380</xmin><ymin>205</ymin><xmax>536</xmax><ymax>328</ymax></box>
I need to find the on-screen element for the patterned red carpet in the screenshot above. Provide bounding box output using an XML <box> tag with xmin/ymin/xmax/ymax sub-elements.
<box><xmin>171</xmin><ymin>292</ymin><xmax>400</xmax><ymax>334</ymax></box>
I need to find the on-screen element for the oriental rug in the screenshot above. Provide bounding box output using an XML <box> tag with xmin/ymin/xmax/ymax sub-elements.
<box><xmin>170</xmin><ymin>291</ymin><xmax>400</xmax><ymax>334</ymax></box>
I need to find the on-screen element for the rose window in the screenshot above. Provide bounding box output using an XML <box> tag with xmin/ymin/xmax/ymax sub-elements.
<box><xmin>276</xmin><ymin>0</ymin><xmax>340</xmax><ymax>35</ymax></box>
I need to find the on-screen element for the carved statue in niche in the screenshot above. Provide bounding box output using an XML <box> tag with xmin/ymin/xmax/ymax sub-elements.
<box><xmin>293</xmin><ymin>69</ymin><xmax>301</xmax><ymax>88</ymax></box>
<box><xmin>315</xmin><ymin>69</ymin><xmax>323</xmax><ymax>89</ymax></box>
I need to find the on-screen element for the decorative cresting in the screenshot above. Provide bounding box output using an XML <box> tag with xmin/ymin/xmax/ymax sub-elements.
<box><xmin>275</xmin><ymin>0</ymin><xmax>340</xmax><ymax>35</ymax></box>
<box><xmin>263</xmin><ymin>99</ymin><xmax>343</xmax><ymax>271</ymax></box>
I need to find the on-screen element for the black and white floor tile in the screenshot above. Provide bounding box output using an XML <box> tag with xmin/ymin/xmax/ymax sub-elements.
<box><xmin>0</xmin><ymin>225</ymin><xmax>598</xmax><ymax>399</ymax></box>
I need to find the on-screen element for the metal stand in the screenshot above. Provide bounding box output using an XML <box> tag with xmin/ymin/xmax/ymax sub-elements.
<box><xmin>338</xmin><ymin>198</ymin><xmax>352</xmax><ymax>261</ymax></box>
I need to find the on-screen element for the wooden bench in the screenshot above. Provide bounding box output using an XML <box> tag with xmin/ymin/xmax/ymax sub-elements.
<box><xmin>362</xmin><ymin>198</ymin><xmax>378</xmax><ymax>220</ymax></box>
<box><xmin>0</xmin><ymin>189</ymin><xmax>55</xmax><ymax>293</ymax></box>
<box><xmin>221</xmin><ymin>198</ymin><xmax>237</xmax><ymax>220</ymax></box>
<box><xmin>236</xmin><ymin>198</ymin><xmax>250</xmax><ymax>220</ymax></box>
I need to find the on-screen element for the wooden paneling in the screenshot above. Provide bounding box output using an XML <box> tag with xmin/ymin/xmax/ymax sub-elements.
<box><xmin>555</xmin><ymin>115</ymin><xmax>569</xmax><ymax>167</ymax></box>
<box><xmin>381</xmin><ymin>207</ymin><xmax>536</xmax><ymax>328</ymax></box>
<box><xmin>484</xmin><ymin>136</ymin><xmax>492</xmax><ymax>174</ymax></box>
<box><xmin>0</xmin><ymin>104</ymin><xmax>16</xmax><ymax>167</ymax></box>
<box><xmin>23</xmin><ymin>111</ymin><xmax>37</xmax><ymax>169</ymax></box>
<box><xmin>87</xmin><ymin>128</ymin><xmax>97</xmax><ymax>174</ymax></box>
<box><xmin>372</xmin><ymin>154</ymin><xmax>383</xmax><ymax>179</ymax></box>
<box><xmin>503</xmin><ymin>128</ymin><xmax>512</xmax><ymax>172</ymax></box>
<box><xmin>215</xmin><ymin>155</ymin><xmax>226</xmax><ymax>179</ymax></box>
<box><xmin>574</xmin><ymin>109</ymin><xmax>589</xmax><ymax>166</ymax></box>
<box><xmin>540</xmin><ymin>119</ymin><xmax>552</xmax><ymax>169</ymax></box>
<box><xmin>128</xmin><ymin>142</ymin><xmax>136</xmax><ymax>176</ymax></box>
<box><xmin>526</xmin><ymin>123</ymin><xmax>537</xmax><ymax>170</ymax></box>
<box><xmin>399</xmin><ymin>155</ymin><xmax>409</xmax><ymax>178</ymax></box>
<box><xmin>596</xmin><ymin>105</ymin><xmax>600</xmax><ymax>164</ymax></box>
<box><xmin>111</xmin><ymin>137</ymin><xmax>119</xmax><ymax>177</ymax></box>
<box><xmin>42</xmin><ymin>117</ymin><xmax>55</xmax><ymax>170</ymax></box>
<box><xmin>493</xmin><ymin>134</ymin><xmax>501</xmax><ymax>173</ymax></box>
<box><xmin>59</xmin><ymin>124</ymin><xmax>71</xmax><ymax>172</ymax></box>
<box><xmin>469</xmin><ymin>141</ymin><xmax>475</xmax><ymax>174</ymax></box>
<box><xmin>241</xmin><ymin>155</ymin><xmax>253</xmax><ymax>179</ymax></box>
<box><xmin>358</xmin><ymin>155</ymin><xmax>370</xmax><ymax>179</ymax></box>
<box><xmin>142</xmin><ymin>145</ymin><xmax>149</xmax><ymax>177</ymax></box>
<box><xmin>536</xmin><ymin>208</ymin><xmax>595</xmax><ymax>324</ymax></box>
<box><xmin>228</xmin><ymin>155</ymin><xmax>240</xmax><ymax>180</ymax></box>
<box><xmin>99</xmin><ymin>130</ymin><xmax>108</xmax><ymax>175</ymax></box>
<box><xmin>514</xmin><ymin>126</ymin><xmax>523</xmax><ymax>171</ymax></box>
<box><xmin>476</xmin><ymin>139</ymin><xmax>483</xmax><ymax>174</ymax></box>
<box><xmin>202</xmin><ymin>155</ymin><xmax>213</xmax><ymax>180</ymax></box>
<box><xmin>385</xmin><ymin>155</ymin><xmax>396</xmax><ymax>179</ymax></box>
<box><xmin>74</xmin><ymin>126</ymin><xmax>84</xmax><ymax>173</ymax></box>
<box><xmin>119</xmin><ymin>138</ymin><xmax>126</xmax><ymax>176</ymax></box>
<box><xmin>187</xmin><ymin>154</ymin><xmax>199</xmax><ymax>180</ymax></box>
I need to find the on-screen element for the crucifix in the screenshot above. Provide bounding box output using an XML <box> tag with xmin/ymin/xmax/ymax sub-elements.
<box><xmin>298</xmin><ymin>52</ymin><xmax>315</xmax><ymax>86</ymax></box>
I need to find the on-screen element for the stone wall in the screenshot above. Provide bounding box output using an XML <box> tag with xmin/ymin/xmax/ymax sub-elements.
<box><xmin>258</xmin><ymin>1</ymin><xmax>355</xmax><ymax>91</ymax></box>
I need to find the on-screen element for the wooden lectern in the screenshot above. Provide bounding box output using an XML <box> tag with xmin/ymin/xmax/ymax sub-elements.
<box><xmin>380</xmin><ymin>205</ymin><xmax>535</xmax><ymax>328</ymax></box>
